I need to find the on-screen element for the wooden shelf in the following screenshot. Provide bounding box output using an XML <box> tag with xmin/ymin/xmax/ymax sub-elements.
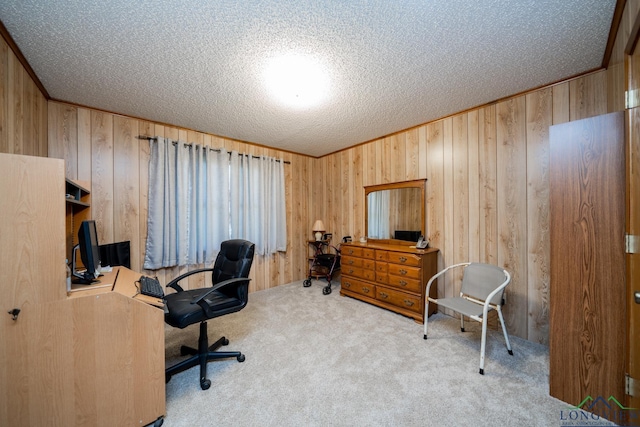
<box><xmin>65</xmin><ymin>178</ymin><xmax>91</xmax><ymax>262</ymax></box>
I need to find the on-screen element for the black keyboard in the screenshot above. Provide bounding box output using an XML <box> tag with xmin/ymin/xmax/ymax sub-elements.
<box><xmin>139</xmin><ymin>276</ymin><xmax>164</xmax><ymax>299</ymax></box>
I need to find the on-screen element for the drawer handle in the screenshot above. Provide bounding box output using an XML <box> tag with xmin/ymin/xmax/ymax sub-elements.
<box><xmin>344</xmin><ymin>281</ymin><xmax>351</xmax><ymax>288</ymax></box>
<box><xmin>404</xmin><ymin>300</ymin><xmax>415</xmax><ymax>307</ymax></box>
<box><xmin>348</xmin><ymin>250</ymin><xmax>354</xmax><ymax>254</ymax></box>
<box><xmin>379</xmin><ymin>292</ymin><xmax>388</xmax><ymax>299</ymax></box>
<box><xmin>348</xmin><ymin>260</ymin><xmax>354</xmax><ymax>265</ymax></box>
<box><xmin>362</xmin><ymin>287</ymin><xmax>370</xmax><ymax>294</ymax></box>
<box><xmin>399</xmin><ymin>269</ymin><xmax>408</xmax><ymax>275</ymax></box>
<box><xmin>348</xmin><ymin>269</ymin><xmax>354</xmax><ymax>274</ymax></box>
<box><xmin>399</xmin><ymin>280</ymin><xmax>407</xmax><ymax>286</ymax></box>
<box><xmin>399</xmin><ymin>256</ymin><xmax>407</xmax><ymax>262</ymax></box>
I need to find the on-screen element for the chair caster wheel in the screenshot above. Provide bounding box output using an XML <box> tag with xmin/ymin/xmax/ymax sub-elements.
<box><xmin>322</xmin><ymin>286</ymin><xmax>332</xmax><ymax>295</ymax></box>
<box><xmin>237</xmin><ymin>354</ymin><xmax>245</xmax><ymax>362</ymax></box>
<box><xmin>303</xmin><ymin>279</ymin><xmax>312</xmax><ymax>287</ymax></box>
<box><xmin>222</xmin><ymin>337</ymin><xmax>229</xmax><ymax>346</ymax></box>
<box><xmin>200</xmin><ymin>379</ymin><xmax>211</xmax><ymax>390</ymax></box>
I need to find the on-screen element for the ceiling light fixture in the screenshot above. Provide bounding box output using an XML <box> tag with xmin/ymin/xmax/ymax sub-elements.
<box><xmin>263</xmin><ymin>53</ymin><xmax>330</xmax><ymax>109</ymax></box>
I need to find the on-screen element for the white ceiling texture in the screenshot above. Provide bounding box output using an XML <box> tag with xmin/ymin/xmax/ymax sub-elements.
<box><xmin>0</xmin><ymin>0</ymin><xmax>617</xmax><ymax>157</ymax></box>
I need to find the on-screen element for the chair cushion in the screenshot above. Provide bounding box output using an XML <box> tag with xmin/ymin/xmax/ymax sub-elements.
<box><xmin>435</xmin><ymin>297</ymin><xmax>494</xmax><ymax>318</ymax></box>
<box><xmin>164</xmin><ymin>288</ymin><xmax>245</xmax><ymax>329</ymax></box>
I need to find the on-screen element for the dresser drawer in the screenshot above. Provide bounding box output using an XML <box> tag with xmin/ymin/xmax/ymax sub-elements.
<box><xmin>388</xmin><ymin>263</ymin><xmax>421</xmax><ymax>280</ymax></box>
<box><xmin>375</xmin><ymin>262</ymin><xmax>388</xmax><ymax>273</ymax></box>
<box><xmin>363</xmin><ymin>259</ymin><xmax>375</xmax><ymax>270</ymax></box>
<box><xmin>387</xmin><ymin>275</ymin><xmax>421</xmax><ymax>293</ymax></box>
<box><xmin>343</xmin><ymin>265</ymin><xmax>375</xmax><ymax>281</ymax></box>
<box><xmin>342</xmin><ymin>246</ymin><xmax>363</xmax><ymax>257</ymax></box>
<box><xmin>375</xmin><ymin>250</ymin><xmax>388</xmax><ymax>261</ymax></box>
<box><xmin>376</xmin><ymin>287</ymin><xmax>422</xmax><ymax>314</ymax></box>
<box><xmin>387</xmin><ymin>252</ymin><xmax>421</xmax><ymax>267</ymax></box>
<box><xmin>341</xmin><ymin>277</ymin><xmax>375</xmax><ymax>298</ymax></box>
<box><xmin>362</xmin><ymin>248</ymin><xmax>376</xmax><ymax>259</ymax></box>
<box><xmin>342</xmin><ymin>256</ymin><xmax>363</xmax><ymax>268</ymax></box>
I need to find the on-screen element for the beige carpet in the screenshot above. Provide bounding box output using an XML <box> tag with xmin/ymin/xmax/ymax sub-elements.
<box><xmin>162</xmin><ymin>280</ymin><xmax>615</xmax><ymax>427</ymax></box>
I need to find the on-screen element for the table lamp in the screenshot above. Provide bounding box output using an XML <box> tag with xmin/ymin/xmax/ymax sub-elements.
<box><xmin>312</xmin><ymin>220</ymin><xmax>325</xmax><ymax>241</ymax></box>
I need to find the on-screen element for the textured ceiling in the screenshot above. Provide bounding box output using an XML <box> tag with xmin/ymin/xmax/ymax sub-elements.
<box><xmin>0</xmin><ymin>0</ymin><xmax>616</xmax><ymax>157</ymax></box>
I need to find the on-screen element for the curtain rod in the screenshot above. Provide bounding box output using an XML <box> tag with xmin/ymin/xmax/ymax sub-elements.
<box><xmin>136</xmin><ymin>135</ymin><xmax>291</xmax><ymax>164</ymax></box>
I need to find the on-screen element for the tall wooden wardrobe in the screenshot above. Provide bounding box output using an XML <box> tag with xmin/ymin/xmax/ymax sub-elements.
<box><xmin>549</xmin><ymin>111</ymin><xmax>626</xmax><ymax>415</ymax></box>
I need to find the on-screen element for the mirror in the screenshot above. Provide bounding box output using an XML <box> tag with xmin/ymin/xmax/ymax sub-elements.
<box><xmin>365</xmin><ymin>179</ymin><xmax>426</xmax><ymax>243</ymax></box>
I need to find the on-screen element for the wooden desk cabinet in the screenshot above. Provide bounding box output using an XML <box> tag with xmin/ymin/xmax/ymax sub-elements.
<box><xmin>340</xmin><ymin>242</ymin><xmax>438</xmax><ymax>323</ymax></box>
<box><xmin>0</xmin><ymin>154</ymin><xmax>165</xmax><ymax>427</ymax></box>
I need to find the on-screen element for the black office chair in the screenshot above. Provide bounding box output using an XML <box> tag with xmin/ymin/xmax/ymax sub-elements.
<box><xmin>164</xmin><ymin>239</ymin><xmax>255</xmax><ymax>390</ymax></box>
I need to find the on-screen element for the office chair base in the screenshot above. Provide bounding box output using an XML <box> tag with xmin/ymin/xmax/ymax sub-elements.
<box><xmin>165</xmin><ymin>322</ymin><xmax>245</xmax><ymax>390</ymax></box>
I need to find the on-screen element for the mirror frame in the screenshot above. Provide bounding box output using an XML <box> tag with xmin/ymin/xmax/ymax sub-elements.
<box><xmin>364</xmin><ymin>178</ymin><xmax>426</xmax><ymax>244</ymax></box>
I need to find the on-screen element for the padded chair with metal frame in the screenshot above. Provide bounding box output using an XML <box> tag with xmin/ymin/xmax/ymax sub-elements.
<box><xmin>423</xmin><ymin>262</ymin><xmax>513</xmax><ymax>375</ymax></box>
<box><xmin>164</xmin><ymin>239</ymin><xmax>255</xmax><ymax>390</ymax></box>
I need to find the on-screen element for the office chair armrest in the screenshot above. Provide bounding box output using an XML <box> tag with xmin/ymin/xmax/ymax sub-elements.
<box><xmin>191</xmin><ymin>277</ymin><xmax>252</xmax><ymax>316</ymax></box>
<box><xmin>166</xmin><ymin>267</ymin><xmax>216</xmax><ymax>292</ymax></box>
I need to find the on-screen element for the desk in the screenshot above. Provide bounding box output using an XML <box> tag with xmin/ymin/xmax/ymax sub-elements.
<box><xmin>4</xmin><ymin>267</ymin><xmax>166</xmax><ymax>427</ymax></box>
<box><xmin>1</xmin><ymin>154</ymin><xmax>165</xmax><ymax>427</ymax></box>
<box><xmin>68</xmin><ymin>266</ymin><xmax>165</xmax><ymax>307</ymax></box>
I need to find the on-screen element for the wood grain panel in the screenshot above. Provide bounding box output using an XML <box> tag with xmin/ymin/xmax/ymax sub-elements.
<box><xmin>569</xmin><ymin>71</ymin><xmax>608</xmax><ymax>121</ymax></box>
<box><xmin>628</xmin><ymin>107</ymin><xmax>640</xmax><ymax>410</ymax></box>
<box><xmin>496</xmin><ymin>96</ymin><xmax>528</xmax><ymax>339</ymax></box>
<box><xmin>0</xmin><ymin>37</ymin><xmax>7</xmax><ymax>154</ymax></box>
<box><xmin>549</xmin><ymin>111</ymin><xmax>625</xmax><ymax>409</ymax></box>
<box><xmin>452</xmin><ymin>113</ymin><xmax>469</xmax><ymax>302</ymax></box>
<box><xmin>0</xmin><ymin>34</ymin><xmax>48</xmax><ymax>158</ymax></box>
<box><xmin>467</xmin><ymin>110</ymin><xmax>480</xmax><ymax>262</ymax></box>
<box><xmin>478</xmin><ymin>105</ymin><xmax>498</xmax><ymax>265</ymax></box>
<box><xmin>426</xmin><ymin>120</ymin><xmax>445</xmax><ymax>301</ymax></box>
<box><xmin>91</xmin><ymin>111</ymin><xmax>114</xmax><ymax>245</ymax></box>
<box><xmin>552</xmin><ymin>81</ymin><xmax>570</xmax><ymax>125</ymax></box>
<box><xmin>48</xmin><ymin>102</ymin><xmax>77</xmax><ymax>177</ymax></box>
<box><xmin>7</xmin><ymin>49</ymin><xmax>22</xmax><ymax>155</ymax></box>
<box><xmin>113</xmin><ymin>116</ymin><xmax>140</xmax><ymax>270</ymax></box>
<box><xmin>526</xmin><ymin>89</ymin><xmax>552</xmax><ymax>345</ymax></box>
<box><xmin>77</xmin><ymin>108</ymin><xmax>92</xmax><ymax>183</ymax></box>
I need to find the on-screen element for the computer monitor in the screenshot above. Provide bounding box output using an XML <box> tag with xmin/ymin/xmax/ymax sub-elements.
<box><xmin>72</xmin><ymin>220</ymin><xmax>101</xmax><ymax>284</ymax></box>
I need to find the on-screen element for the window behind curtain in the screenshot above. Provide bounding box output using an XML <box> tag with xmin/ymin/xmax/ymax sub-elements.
<box><xmin>143</xmin><ymin>137</ymin><xmax>286</xmax><ymax>270</ymax></box>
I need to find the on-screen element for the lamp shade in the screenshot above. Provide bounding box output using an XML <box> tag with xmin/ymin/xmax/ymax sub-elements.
<box><xmin>312</xmin><ymin>220</ymin><xmax>325</xmax><ymax>241</ymax></box>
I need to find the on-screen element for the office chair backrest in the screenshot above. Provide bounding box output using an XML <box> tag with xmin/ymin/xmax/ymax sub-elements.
<box><xmin>461</xmin><ymin>263</ymin><xmax>508</xmax><ymax>305</ymax></box>
<box><xmin>211</xmin><ymin>239</ymin><xmax>255</xmax><ymax>296</ymax></box>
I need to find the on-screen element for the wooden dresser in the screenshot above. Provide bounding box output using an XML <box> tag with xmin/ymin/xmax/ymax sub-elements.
<box><xmin>339</xmin><ymin>242</ymin><xmax>438</xmax><ymax>323</ymax></box>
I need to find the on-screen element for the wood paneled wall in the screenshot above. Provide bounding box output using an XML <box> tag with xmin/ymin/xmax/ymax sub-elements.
<box><xmin>0</xmin><ymin>36</ymin><xmax>47</xmax><ymax>157</ymax></box>
<box><xmin>47</xmin><ymin>103</ymin><xmax>315</xmax><ymax>294</ymax></box>
<box><xmin>315</xmin><ymin>69</ymin><xmax>619</xmax><ymax>343</ymax></box>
